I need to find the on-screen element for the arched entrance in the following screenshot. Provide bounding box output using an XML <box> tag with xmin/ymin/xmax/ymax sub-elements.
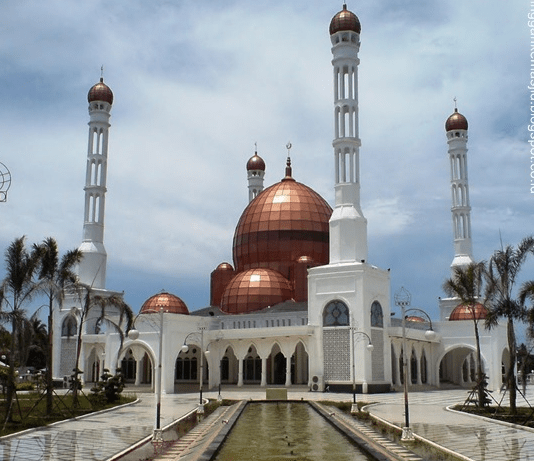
<box><xmin>439</xmin><ymin>346</ymin><xmax>482</xmax><ymax>387</ymax></box>
<box><xmin>221</xmin><ymin>346</ymin><xmax>238</xmax><ymax>384</ymax></box>
<box><xmin>291</xmin><ymin>341</ymin><xmax>309</xmax><ymax>385</ymax></box>
<box><xmin>267</xmin><ymin>344</ymin><xmax>286</xmax><ymax>385</ymax></box>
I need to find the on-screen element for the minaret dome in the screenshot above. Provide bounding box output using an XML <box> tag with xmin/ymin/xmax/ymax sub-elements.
<box><xmin>329</xmin><ymin>4</ymin><xmax>361</xmax><ymax>35</ymax></box>
<box><xmin>445</xmin><ymin>108</ymin><xmax>468</xmax><ymax>131</ymax></box>
<box><xmin>88</xmin><ymin>78</ymin><xmax>114</xmax><ymax>105</ymax></box>
<box><xmin>246</xmin><ymin>152</ymin><xmax>265</xmax><ymax>172</ymax></box>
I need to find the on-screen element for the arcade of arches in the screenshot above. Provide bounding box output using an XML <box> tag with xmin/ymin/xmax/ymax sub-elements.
<box><xmin>113</xmin><ymin>341</ymin><xmax>309</xmax><ymax>389</ymax></box>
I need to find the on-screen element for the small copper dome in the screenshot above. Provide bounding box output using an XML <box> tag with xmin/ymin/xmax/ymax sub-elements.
<box><xmin>330</xmin><ymin>4</ymin><xmax>361</xmax><ymax>35</ymax></box>
<box><xmin>247</xmin><ymin>153</ymin><xmax>265</xmax><ymax>171</ymax></box>
<box><xmin>220</xmin><ymin>268</ymin><xmax>293</xmax><ymax>314</ymax></box>
<box><xmin>88</xmin><ymin>78</ymin><xmax>114</xmax><ymax>105</ymax></box>
<box><xmin>216</xmin><ymin>262</ymin><xmax>234</xmax><ymax>271</ymax></box>
<box><xmin>140</xmin><ymin>291</ymin><xmax>189</xmax><ymax>315</ymax></box>
<box><xmin>445</xmin><ymin>108</ymin><xmax>468</xmax><ymax>131</ymax></box>
<box><xmin>406</xmin><ymin>316</ymin><xmax>425</xmax><ymax>323</ymax></box>
<box><xmin>233</xmin><ymin>173</ymin><xmax>332</xmax><ymax>278</ymax></box>
<box><xmin>449</xmin><ymin>303</ymin><xmax>487</xmax><ymax>321</ymax></box>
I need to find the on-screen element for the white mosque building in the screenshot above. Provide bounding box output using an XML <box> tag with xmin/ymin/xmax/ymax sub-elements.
<box><xmin>53</xmin><ymin>5</ymin><xmax>508</xmax><ymax>395</ymax></box>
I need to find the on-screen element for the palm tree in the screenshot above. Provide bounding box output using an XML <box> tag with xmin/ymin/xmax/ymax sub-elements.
<box><xmin>443</xmin><ymin>261</ymin><xmax>486</xmax><ymax>407</ymax></box>
<box><xmin>70</xmin><ymin>285</ymin><xmax>133</xmax><ymax>407</ymax></box>
<box><xmin>484</xmin><ymin>235</ymin><xmax>534</xmax><ymax>414</ymax></box>
<box><xmin>0</xmin><ymin>236</ymin><xmax>41</xmax><ymax>423</ymax></box>
<box><xmin>34</xmin><ymin>237</ymin><xmax>82</xmax><ymax>416</ymax></box>
<box><xmin>24</xmin><ymin>313</ymin><xmax>48</xmax><ymax>370</ymax></box>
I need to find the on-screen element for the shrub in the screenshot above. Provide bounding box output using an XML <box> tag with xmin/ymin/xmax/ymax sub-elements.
<box><xmin>16</xmin><ymin>381</ymin><xmax>34</xmax><ymax>391</ymax></box>
<box><xmin>90</xmin><ymin>369</ymin><xmax>125</xmax><ymax>405</ymax></box>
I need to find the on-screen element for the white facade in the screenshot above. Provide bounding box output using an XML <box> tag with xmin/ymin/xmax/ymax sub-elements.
<box><xmin>54</xmin><ymin>5</ymin><xmax>509</xmax><ymax>396</ymax></box>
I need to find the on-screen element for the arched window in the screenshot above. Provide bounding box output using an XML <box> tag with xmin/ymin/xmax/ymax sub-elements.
<box><xmin>370</xmin><ymin>301</ymin><xmax>383</xmax><ymax>328</ymax></box>
<box><xmin>61</xmin><ymin>315</ymin><xmax>77</xmax><ymax>337</ymax></box>
<box><xmin>323</xmin><ymin>300</ymin><xmax>349</xmax><ymax>326</ymax></box>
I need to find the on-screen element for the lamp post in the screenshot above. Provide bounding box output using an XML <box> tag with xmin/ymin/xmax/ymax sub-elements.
<box><xmin>182</xmin><ymin>326</ymin><xmax>206</xmax><ymax>410</ymax></box>
<box><xmin>128</xmin><ymin>306</ymin><xmax>165</xmax><ymax>442</ymax></box>
<box><xmin>394</xmin><ymin>287</ymin><xmax>436</xmax><ymax>441</ymax></box>
<box><xmin>350</xmin><ymin>328</ymin><xmax>374</xmax><ymax>414</ymax></box>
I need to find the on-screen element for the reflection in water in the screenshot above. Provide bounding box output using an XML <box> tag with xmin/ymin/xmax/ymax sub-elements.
<box><xmin>215</xmin><ymin>403</ymin><xmax>373</xmax><ymax>461</ymax></box>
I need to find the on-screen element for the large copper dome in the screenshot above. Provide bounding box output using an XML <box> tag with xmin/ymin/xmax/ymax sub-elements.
<box><xmin>233</xmin><ymin>175</ymin><xmax>332</xmax><ymax>279</ymax></box>
<box><xmin>88</xmin><ymin>78</ymin><xmax>114</xmax><ymax>105</ymax></box>
<box><xmin>445</xmin><ymin>108</ymin><xmax>468</xmax><ymax>131</ymax></box>
<box><xmin>221</xmin><ymin>268</ymin><xmax>293</xmax><ymax>314</ymax></box>
<box><xmin>140</xmin><ymin>291</ymin><xmax>189</xmax><ymax>315</ymax></box>
<box><xmin>449</xmin><ymin>303</ymin><xmax>487</xmax><ymax>321</ymax></box>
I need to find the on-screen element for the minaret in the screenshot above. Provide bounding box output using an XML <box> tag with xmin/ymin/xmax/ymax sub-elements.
<box><xmin>77</xmin><ymin>77</ymin><xmax>114</xmax><ymax>288</ymax></box>
<box><xmin>328</xmin><ymin>4</ymin><xmax>367</xmax><ymax>264</ymax></box>
<box><xmin>445</xmin><ymin>106</ymin><xmax>473</xmax><ymax>270</ymax></box>
<box><xmin>246</xmin><ymin>147</ymin><xmax>265</xmax><ymax>202</ymax></box>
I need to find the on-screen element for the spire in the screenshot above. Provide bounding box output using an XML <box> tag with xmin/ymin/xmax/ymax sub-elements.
<box><xmin>284</xmin><ymin>142</ymin><xmax>293</xmax><ymax>179</ymax></box>
<box><xmin>77</xmin><ymin>74</ymin><xmax>114</xmax><ymax>288</ymax></box>
<box><xmin>446</xmin><ymin>105</ymin><xmax>473</xmax><ymax>270</ymax></box>
<box><xmin>246</xmin><ymin>144</ymin><xmax>265</xmax><ymax>202</ymax></box>
<box><xmin>329</xmin><ymin>4</ymin><xmax>367</xmax><ymax>264</ymax></box>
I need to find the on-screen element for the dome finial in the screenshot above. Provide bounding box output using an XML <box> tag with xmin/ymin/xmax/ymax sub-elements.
<box><xmin>285</xmin><ymin>142</ymin><xmax>293</xmax><ymax>179</ymax></box>
<box><xmin>453</xmin><ymin>96</ymin><xmax>458</xmax><ymax>112</ymax></box>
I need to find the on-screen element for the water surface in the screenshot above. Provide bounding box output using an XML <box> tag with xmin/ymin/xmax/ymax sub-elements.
<box><xmin>215</xmin><ymin>402</ymin><xmax>374</xmax><ymax>461</ymax></box>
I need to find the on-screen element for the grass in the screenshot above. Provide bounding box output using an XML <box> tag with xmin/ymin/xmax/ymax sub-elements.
<box><xmin>453</xmin><ymin>404</ymin><xmax>534</xmax><ymax>427</ymax></box>
<box><xmin>0</xmin><ymin>390</ymin><xmax>136</xmax><ymax>437</ymax></box>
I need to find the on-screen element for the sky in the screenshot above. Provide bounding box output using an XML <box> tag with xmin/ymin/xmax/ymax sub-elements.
<box><xmin>0</xmin><ymin>0</ymin><xmax>531</xmax><ymax>333</ymax></box>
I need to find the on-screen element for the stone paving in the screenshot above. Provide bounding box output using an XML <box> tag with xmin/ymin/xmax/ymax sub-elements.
<box><xmin>1</xmin><ymin>385</ymin><xmax>534</xmax><ymax>460</ymax></box>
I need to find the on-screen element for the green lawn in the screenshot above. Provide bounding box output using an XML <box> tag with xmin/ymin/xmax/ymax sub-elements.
<box><xmin>0</xmin><ymin>390</ymin><xmax>136</xmax><ymax>436</ymax></box>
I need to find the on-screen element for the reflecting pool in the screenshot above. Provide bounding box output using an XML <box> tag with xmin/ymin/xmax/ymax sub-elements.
<box><xmin>214</xmin><ymin>402</ymin><xmax>374</xmax><ymax>461</ymax></box>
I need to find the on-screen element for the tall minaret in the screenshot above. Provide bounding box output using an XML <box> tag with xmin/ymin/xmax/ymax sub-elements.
<box><xmin>445</xmin><ymin>106</ymin><xmax>473</xmax><ymax>270</ymax></box>
<box><xmin>77</xmin><ymin>76</ymin><xmax>114</xmax><ymax>288</ymax></box>
<box><xmin>246</xmin><ymin>147</ymin><xmax>265</xmax><ymax>203</ymax></box>
<box><xmin>328</xmin><ymin>4</ymin><xmax>367</xmax><ymax>264</ymax></box>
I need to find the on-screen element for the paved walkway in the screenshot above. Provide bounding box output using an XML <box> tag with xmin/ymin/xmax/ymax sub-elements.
<box><xmin>1</xmin><ymin>385</ymin><xmax>534</xmax><ymax>460</ymax></box>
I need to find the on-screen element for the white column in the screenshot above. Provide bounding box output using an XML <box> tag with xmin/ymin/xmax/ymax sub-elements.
<box><xmin>261</xmin><ymin>357</ymin><xmax>267</xmax><ymax>387</ymax></box>
<box><xmin>135</xmin><ymin>360</ymin><xmax>142</xmax><ymax>386</ymax></box>
<box><xmin>285</xmin><ymin>356</ymin><xmax>292</xmax><ymax>387</ymax></box>
<box><xmin>237</xmin><ymin>359</ymin><xmax>244</xmax><ymax>387</ymax></box>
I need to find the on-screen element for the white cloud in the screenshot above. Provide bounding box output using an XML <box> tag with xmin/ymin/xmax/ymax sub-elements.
<box><xmin>0</xmin><ymin>0</ymin><xmax>530</xmax><ymax>326</ymax></box>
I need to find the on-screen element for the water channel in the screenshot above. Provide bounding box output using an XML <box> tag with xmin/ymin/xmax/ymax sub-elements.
<box><xmin>214</xmin><ymin>402</ymin><xmax>375</xmax><ymax>461</ymax></box>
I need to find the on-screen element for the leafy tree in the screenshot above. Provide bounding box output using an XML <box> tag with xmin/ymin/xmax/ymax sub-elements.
<box><xmin>34</xmin><ymin>237</ymin><xmax>82</xmax><ymax>416</ymax></box>
<box><xmin>484</xmin><ymin>236</ymin><xmax>534</xmax><ymax>414</ymax></box>
<box><xmin>0</xmin><ymin>236</ymin><xmax>41</xmax><ymax>423</ymax></box>
<box><xmin>443</xmin><ymin>261</ymin><xmax>488</xmax><ymax>407</ymax></box>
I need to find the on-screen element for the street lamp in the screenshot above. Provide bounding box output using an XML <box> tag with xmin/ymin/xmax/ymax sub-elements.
<box><xmin>181</xmin><ymin>326</ymin><xmax>206</xmax><ymax>409</ymax></box>
<box><xmin>350</xmin><ymin>329</ymin><xmax>374</xmax><ymax>414</ymax></box>
<box><xmin>128</xmin><ymin>306</ymin><xmax>165</xmax><ymax>442</ymax></box>
<box><xmin>394</xmin><ymin>287</ymin><xmax>436</xmax><ymax>441</ymax></box>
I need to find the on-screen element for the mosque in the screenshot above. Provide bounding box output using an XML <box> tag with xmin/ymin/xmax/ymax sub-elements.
<box><xmin>53</xmin><ymin>5</ymin><xmax>508</xmax><ymax>395</ymax></box>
